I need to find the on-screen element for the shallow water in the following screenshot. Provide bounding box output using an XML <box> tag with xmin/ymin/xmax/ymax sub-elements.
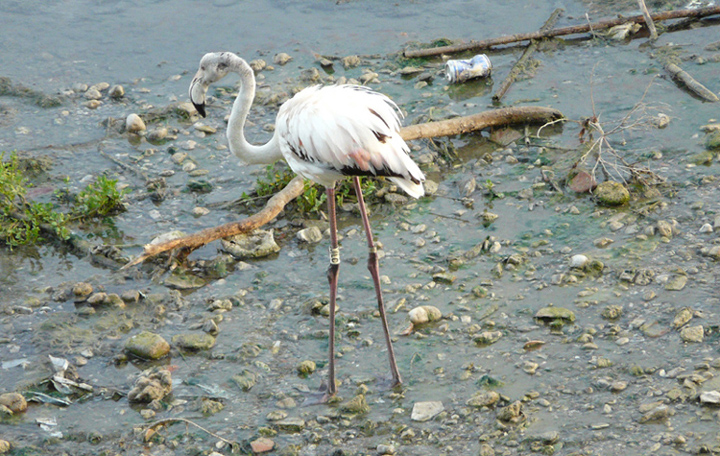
<box><xmin>3</xmin><ymin>1</ymin><xmax>720</xmax><ymax>455</ymax></box>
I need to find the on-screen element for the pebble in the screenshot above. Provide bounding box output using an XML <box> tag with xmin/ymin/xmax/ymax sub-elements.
<box><xmin>699</xmin><ymin>390</ymin><xmax>720</xmax><ymax>404</ymax></box>
<box><xmin>222</xmin><ymin>229</ymin><xmax>281</xmax><ymax>259</ymax></box>
<box><xmin>411</xmin><ymin>401</ymin><xmax>444</xmax><ymax>422</ymax></box>
<box><xmin>125</xmin><ymin>331</ymin><xmax>170</xmax><ymax>359</ymax></box>
<box><xmin>273</xmin><ymin>53</ymin><xmax>292</xmax><ymax>65</ymax></box>
<box><xmin>296</xmin><ymin>360</ymin><xmax>316</xmax><ymax>377</ymax></box>
<box><xmin>699</xmin><ymin>223</ymin><xmax>713</xmax><ymax>233</ymax></box>
<box><xmin>126</xmin><ymin>113</ymin><xmax>146</xmax><ymax>133</ymax></box>
<box><xmin>128</xmin><ymin>368</ymin><xmax>172</xmax><ymax>403</ymax></box>
<box><xmin>192</xmin><ymin>206</ymin><xmax>210</xmax><ymax>217</ymax></box>
<box><xmin>342</xmin><ymin>55</ymin><xmax>361</xmax><ymax>69</ymax></box>
<box><xmin>569</xmin><ymin>254</ymin><xmax>588</xmax><ymax>268</ymax></box>
<box><xmin>250</xmin><ymin>438</ymin><xmax>275</xmax><ymax>453</ymax></box>
<box><xmin>466</xmin><ymin>391</ymin><xmax>500</xmax><ymax>408</ymax></box>
<box><xmin>0</xmin><ymin>392</ymin><xmax>27</xmax><ymax>414</ymax></box>
<box><xmin>172</xmin><ymin>333</ymin><xmax>216</xmax><ymax>350</ymax></box>
<box><xmin>673</xmin><ymin>307</ymin><xmax>693</xmax><ymax>328</ymax></box>
<box><xmin>296</xmin><ymin>226</ymin><xmax>323</xmax><ymax>243</ymax></box>
<box><xmin>474</xmin><ymin>331</ymin><xmax>503</xmax><ymax>346</ymax></box>
<box><xmin>680</xmin><ymin>325</ymin><xmax>704</xmax><ymax>343</ymax></box>
<box><xmin>408</xmin><ymin>305</ymin><xmax>442</xmax><ymax>325</ymax></box>
<box><xmin>84</xmin><ymin>88</ymin><xmax>102</xmax><ymax>100</ymax></box>
<box><xmin>535</xmin><ymin>306</ymin><xmax>576</xmax><ymax>322</ymax></box>
<box><xmin>108</xmin><ymin>84</ymin><xmax>124</xmax><ymax>98</ymax></box>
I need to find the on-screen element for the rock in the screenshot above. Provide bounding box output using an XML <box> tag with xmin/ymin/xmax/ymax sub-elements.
<box><xmin>479</xmin><ymin>443</ymin><xmax>495</xmax><ymax>456</ymax></box>
<box><xmin>466</xmin><ymin>391</ymin><xmax>500</xmax><ymax>408</ymax></box>
<box><xmin>172</xmin><ymin>333</ymin><xmax>216</xmax><ymax>350</ymax></box>
<box><xmin>665</xmin><ymin>274</ymin><xmax>687</xmax><ymax>291</ymax></box>
<box><xmin>274</xmin><ymin>417</ymin><xmax>305</xmax><ymax>432</ymax></box>
<box><xmin>72</xmin><ymin>282</ymin><xmax>93</xmax><ymax>300</ymax></box>
<box><xmin>296</xmin><ymin>360</ymin><xmax>316</xmax><ymax>377</ymax></box>
<box><xmin>411</xmin><ymin>401</ymin><xmax>444</xmax><ymax>422</ymax></box>
<box><xmin>221</xmin><ymin>229</ymin><xmax>281</xmax><ymax>259</ymax></box>
<box><xmin>569</xmin><ymin>254</ymin><xmax>589</xmax><ymax>268</ymax></box>
<box><xmin>497</xmin><ymin>401</ymin><xmax>524</xmax><ymax>423</ymax></box>
<box><xmin>705</xmin><ymin>130</ymin><xmax>720</xmax><ymax>150</ymax></box>
<box><xmin>249</xmin><ymin>59</ymin><xmax>267</xmax><ymax>72</ymax></box>
<box><xmin>535</xmin><ymin>306</ymin><xmax>576</xmax><ymax>323</ymax></box>
<box><xmin>147</xmin><ymin>127</ymin><xmax>168</xmax><ymax>143</ymax></box>
<box><xmin>408</xmin><ymin>305</ymin><xmax>442</xmax><ymax>325</ymax></box>
<box><xmin>125</xmin><ymin>113</ymin><xmax>146</xmax><ymax>133</ymax></box>
<box><xmin>84</xmin><ymin>88</ymin><xmax>102</xmax><ymax>100</ymax></box>
<box><xmin>273</xmin><ymin>53</ymin><xmax>292</xmax><ymax>65</ymax></box>
<box><xmin>680</xmin><ymin>325</ymin><xmax>704</xmax><ymax>343</ymax></box>
<box><xmin>341</xmin><ymin>394</ymin><xmax>370</xmax><ymax>414</ymax></box>
<box><xmin>231</xmin><ymin>370</ymin><xmax>258</xmax><ymax>391</ymax></box>
<box><xmin>474</xmin><ymin>331</ymin><xmax>503</xmax><ymax>346</ymax></box>
<box><xmin>432</xmin><ymin>272</ymin><xmax>456</xmax><ymax>284</ymax></box>
<box><xmin>639</xmin><ymin>404</ymin><xmax>671</xmax><ymax>423</ymax></box>
<box><xmin>569</xmin><ymin>170</ymin><xmax>597</xmax><ymax>193</ymax></box>
<box><xmin>0</xmin><ymin>392</ymin><xmax>27</xmax><ymax>414</ymax></box>
<box><xmin>108</xmin><ymin>84</ymin><xmax>125</xmax><ymax>98</ymax></box>
<box><xmin>296</xmin><ymin>226</ymin><xmax>323</xmax><ymax>243</ymax></box>
<box><xmin>673</xmin><ymin>307</ymin><xmax>693</xmax><ymax>329</ymax></box>
<box><xmin>656</xmin><ymin>220</ymin><xmax>674</xmax><ymax>238</ymax></box>
<box><xmin>128</xmin><ymin>368</ymin><xmax>172</xmax><ymax>403</ymax></box>
<box><xmin>342</xmin><ymin>55</ymin><xmax>361</xmax><ymax>69</ymax></box>
<box><xmin>250</xmin><ymin>437</ymin><xmax>275</xmax><ymax>453</ymax></box>
<box><xmin>601</xmin><ymin>305</ymin><xmax>623</xmax><ymax>320</ymax></box>
<box><xmin>699</xmin><ymin>391</ymin><xmax>720</xmax><ymax>404</ymax></box>
<box><xmin>125</xmin><ymin>331</ymin><xmax>170</xmax><ymax>360</ymax></box>
<box><xmin>594</xmin><ymin>181</ymin><xmax>629</xmax><ymax>206</ymax></box>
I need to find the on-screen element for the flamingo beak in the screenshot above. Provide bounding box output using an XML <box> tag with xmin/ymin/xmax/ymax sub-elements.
<box><xmin>193</xmin><ymin>102</ymin><xmax>206</xmax><ymax>118</ymax></box>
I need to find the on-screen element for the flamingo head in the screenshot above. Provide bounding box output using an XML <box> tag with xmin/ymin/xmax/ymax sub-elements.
<box><xmin>189</xmin><ymin>52</ymin><xmax>233</xmax><ymax>118</ymax></box>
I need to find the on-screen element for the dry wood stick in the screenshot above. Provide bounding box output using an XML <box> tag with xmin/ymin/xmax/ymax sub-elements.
<box><xmin>124</xmin><ymin>106</ymin><xmax>564</xmax><ymax>267</ymax></box>
<box><xmin>492</xmin><ymin>8</ymin><xmax>563</xmax><ymax>102</ymax></box>
<box><xmin>403</xmin><ymin>6</ymin><xmax>720</xmax><ymax>58</ymax></box>
<box><xmin>400</xmin><ymin>106</ymin><xmax>563</xmax><ymax>141</ymax></box>
<box><xmin>637</xmin><ymin>0</ymin><xmax>658</xmax><ymax>40</ymax></box>
<box><xmin>664</xmin><ymin>63</ymin><xmax>719</xmax><ymax>102</ymax></box>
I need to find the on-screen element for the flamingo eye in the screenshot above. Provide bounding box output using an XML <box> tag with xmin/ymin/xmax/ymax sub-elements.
<box><xmin>218</xmin><ymin>63</ymin><xmax>227</xmax><ymax>70</ymax></box>
<box><xmin>200</xmin><ymin>66</ymin><xmax>205</xmax><ymax>71</ymax></box>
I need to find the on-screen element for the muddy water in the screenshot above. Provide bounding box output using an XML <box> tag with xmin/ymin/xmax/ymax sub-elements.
<box><xmin>3</xmin><ymin>0</ymin><xmax>720</xmax><ymax>455</ymax></box>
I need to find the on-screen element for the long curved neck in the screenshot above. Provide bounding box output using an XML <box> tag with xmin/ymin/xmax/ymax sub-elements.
<box><xmin>227</xmin><ymin>55</ymin><xmax>282</xmax><ymax>164</ymax></box>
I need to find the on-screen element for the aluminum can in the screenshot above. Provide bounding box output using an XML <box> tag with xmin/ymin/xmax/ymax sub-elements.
<box><xmin>445</xmin><ymin>54</ymin><xmax>492</xmax><ymax>83</ymax></box>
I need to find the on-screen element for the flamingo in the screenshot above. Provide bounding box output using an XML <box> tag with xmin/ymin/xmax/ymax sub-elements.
<box><xmin>189</xmin><ymin>52</ymin><xmax>425</xmax><ymax>398</ymax></box>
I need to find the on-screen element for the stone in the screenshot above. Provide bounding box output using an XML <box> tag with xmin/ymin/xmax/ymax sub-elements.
<box><xmin>274</xmin><ymin>417</ymin><xmax>305</xmax><ymax>432</ymax></box>
<box><xmin>408</xmin><ymin>305</ymin><xmax>442</xmax><ymax>325</ymax></box>
<box><xmin>296</xmin><ymin>360</ymin><xmax>316</xmax><ymax>377</ymax></box>
<box><xmin>665</xmin><ymin>275</ymin><xmax>687</xmax><ymax>291</ymax></box>
<box><xmin>699</xmin><ymin>391</ymin><xmax>720</xmax><ymax>404</ymax></box>
<box><xmin>411</xmin><ymin>401</ymin><xmax>444</xmax><ymax>422</ymax></box>
<box><xmin>125</xmin><ymin>331</ymin><xmax>170</xmax><ymax>360</ymax></box>
<box><xmin>172</xmin><ymin>333</ymin><xmax>216</xmax><ymax>350</ymax></box>
<box><xmin>126</xmin><ymin>113</ymin><xmax>146</xmax><ymax>133</ymax></box>
<box><xmin>296</xmin><ymin>226</ymin><xmax>323</xmax><ymax>243</ymax></box>
<box><xmin>466</xmin><ymin>391</ymin><xmax>500</xmax><ymax>408</ymax></box>
<box><xmin>497</xmin><ymin>401</ymin><xmax>524</xmax><ymax>423</ymax></box>
<box><xmin>232</xmin><ymin>370</ymin><xmax>258</xmax><ymax>391</ymax></box>
<box><xmin>680</xmin><ymin>325</ymin><xmax>704</xmax><ymax>343</ymax></box>
<box><xmin>221</xmin><ymin>229</ymin><xmax>281</xmax><ymax>259</ymax></box>
<box><xmin>594</xmin><ymin>181</ymin><xmax>629</xmax><ymax>206</ymax></box>
<box><xmin>341</xmin><ymin>395</ymin><xmax>370</xmax><ymax>414</ymax></box>
<box><xmin>535</xmin><ymin>306</ymin><xmax>576</xmax><ymax>323</ymax></box>
<box><xmin>108</xmin><ymin>84</ymin><xmax>125</xmax><ymax>98</ymax></box>
<box><xmin>273</xmin><ymin>53</ymin><xmax>292</xmax><ymax>65</ymax></box>
<box><xmin>474</xmin><ymin>331</ymin><xmax>503</xmax><ymax>346</ymax></box>
<box><xmin>128</xmin><ymin>368</ymin><xmax>172</xmax><ymax>403</ymax></box>
<box><xmin>0</xmin><ymin>392</ymin><xmax>27</xmax><ymax>414</ymax></box>
<box><xmin>250</xmin><ymin>438</ymin><xmax>275</xmax><ymax>453</ymax></box>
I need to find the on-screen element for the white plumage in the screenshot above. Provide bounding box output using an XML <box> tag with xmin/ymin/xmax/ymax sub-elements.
<box><xmin>189</xmin><ymin>51</ymin><xmax>423</xmax><ymax>399</ymax></box>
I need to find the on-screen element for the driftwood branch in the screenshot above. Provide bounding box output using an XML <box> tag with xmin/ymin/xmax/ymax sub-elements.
<box><xmin>492</xmin><ymin>8</ymin><xmax>563</xmax><ymax>102</ymax></box>
<box><xmin>124</xmin><ymin>106</ymin><xmax>564</xmax><ymax>268</ymax></box>
<box><xmin>637</xmin><ymin>0</ymin><xmax>659</xmax><ymax>40</ymax></box>
<box><xmin>664</xmin><ymin>63</ymin><xmax>719</xmax><ymax>102</ymax></box>
<box><xmin>400</xmin><ymin>106</ymin><xmax>563</xmax><ymax>141</ymax></box>
<box><xmin>403</xmin><ymin>6</ymin><xmax>720</xmax><ymax>58</ymax></box>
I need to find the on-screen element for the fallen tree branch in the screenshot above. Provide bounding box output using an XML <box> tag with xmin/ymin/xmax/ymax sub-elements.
<box><xmin>492</xmin><ymin>8</ymin><xmax>563</xmax><ymax>102</ymax></box>
<box><xmin>400</xmin><ymin>106</ymin><xmax>564</xmax><ymax>141</ymax></box>
<box><xmin>637</xmin><ymin>0</ymin><xmax>659</xmax><ymax>41</ymax></box>
<box><xmin>403</xmin><ymin>6</ymin><xmax>720</xmax><ymax>58</ymax></box>
<box><xmin>124</xmin><ymin>106</ymin><xmax>564</xmax><ymax>267</ymax></box>
<box><xmin>122</xmin><ymin>176</ymin><xmax>305</xmax><ymax>269</ymax></box>
<box><xmin>664</xmin><ymin>63</ymin><xmax>719</xmax><ymax>102</ymax></box>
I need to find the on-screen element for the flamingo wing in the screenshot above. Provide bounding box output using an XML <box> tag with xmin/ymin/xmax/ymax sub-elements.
<box><xmin>275</xmin><ymin>85</ymin><xmax>424</xmax><ymax>197</ymax></box>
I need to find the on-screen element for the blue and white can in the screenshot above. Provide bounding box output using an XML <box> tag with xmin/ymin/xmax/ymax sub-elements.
<box><xmin>445</xmin><ymin>54</ymin><xmax>492</xmax><ymax>83</ymax></box>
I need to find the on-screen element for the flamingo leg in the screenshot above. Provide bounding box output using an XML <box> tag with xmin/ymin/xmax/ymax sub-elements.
<box><xmin>326</xmin><ymin>186</ymin><xmax>340</xmax><ymax>396</ymax></box>
<box><xmin>352</xmin><ymin>176</ymin><xmax>402</xmax><ymax>387</ymax></box>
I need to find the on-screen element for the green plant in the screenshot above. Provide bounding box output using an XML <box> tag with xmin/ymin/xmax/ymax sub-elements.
<box><xmin>1</xmin><ymin>151</ymin><xmax>128</xmax><ymax>247</ymax></box>
<box><xmin>71</xmin><ymin>175</ymin><xmax>128</xmax><ymax>219</ymax></box>
<box><xmin>249</xmin><ymin>163</ymin><xmax>380</xmax><ymax>214</ymax></box>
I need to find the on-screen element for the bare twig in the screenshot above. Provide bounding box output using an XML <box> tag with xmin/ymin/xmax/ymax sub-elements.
<box><xmin>637</xmin><ymin>0</ymin><xmax>658</xmax><ymax>40</ymax></box>
<box><xmin>403</xmin><ymin>6</ymin><xmax>720</xmax><ymax>58</ymax></box>
<box><xmin>492</xmin><ymin>8</ymin><xmax>563</xmax><ymax>102</ymax></box>
<box><xmin>400</xmin><ymin>106</ymin><xmax>563</xmax><ymax>141</ymax></box>
<box><xmin>145</xmin><ymin>417</ymin><xmax>238</xmax><ymax>448</ymax></box>
<box><xmin>664</xmin><ymin>63</ymin><xmax>719</xmax><ymax>102</ymax></box>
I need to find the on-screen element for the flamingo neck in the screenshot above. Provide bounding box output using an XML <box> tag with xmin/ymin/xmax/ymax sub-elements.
<box><xmin>227</xmin><ymin>55</ymin><xmax>282</xmax><ymax>165</ymax></box>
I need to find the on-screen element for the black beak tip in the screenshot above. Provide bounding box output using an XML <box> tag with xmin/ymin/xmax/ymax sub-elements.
<box><xmin>193</xmin><ymin>102</ymin><xmax>206</xmax><ymax>118</ymax></box>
